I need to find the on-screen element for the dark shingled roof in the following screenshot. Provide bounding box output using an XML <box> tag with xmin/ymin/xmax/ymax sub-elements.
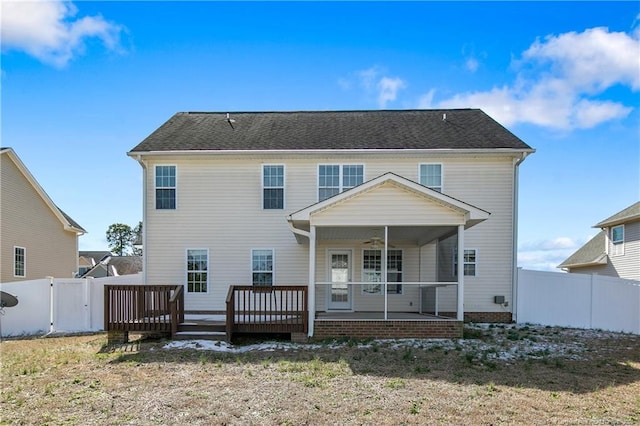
<box><xmin>557</xmin><ymin>231</ymin><xmax>607</xmax><ymax>269</ymax></box>
<box><xmin>594</xmin><ymin>201</ymin><xmax>640</xmax><ymax>228</ymax></box>
<box><xmin>129</xmin><ymin>109</ymin><xmax>533</xmax><ymax>152</ymax></box>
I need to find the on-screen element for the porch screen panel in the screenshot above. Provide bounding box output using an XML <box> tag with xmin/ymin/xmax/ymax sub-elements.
<box><xmin>362</xmin><ymin>249</ymin><xmax>402</xmax><ymax>294</ymax></box>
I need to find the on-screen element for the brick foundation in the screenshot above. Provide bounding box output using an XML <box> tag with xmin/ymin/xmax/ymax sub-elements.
<box><xmin>312</xmin><ymin>320</ymin><xmax>463</xmax><ymax>340</ymax></box>
<box><xmin>107</xmin><ymin>331</ymin><xmax>129</xmax><ymax>345</ymax></box>
<box><xmin>435</xmin><ymin>312</ymin><xmax>513</xmax><ymax>323</ymax></box>
<box><xmin>290</xmin><ymin>332</ymin><xmax>309</xmax><ymax>343</ymax></box>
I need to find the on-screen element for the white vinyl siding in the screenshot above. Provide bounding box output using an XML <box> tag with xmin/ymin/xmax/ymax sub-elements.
<box><xmin>262</xmin><ymin>165</ymin><xmax>284</xmax><ymax>209</ymax></box>
<box><xmin>14</xmin><ymin>246</ymin><xmax>25</xmax><ymax>277</ymax></box>
<box><xmin>155</xmin><ymin>165</ymin><xmax>176</xmax><ymax>210</ymax></box>
<box><xmin>143</xmin><ymin>155</ymin><xmax>518</xmax><ymax>313</ymax></box>
<box><xmin>419</xmin><ymin>163</ymin><xmax>443</xmax><ymax>192</ymax></box>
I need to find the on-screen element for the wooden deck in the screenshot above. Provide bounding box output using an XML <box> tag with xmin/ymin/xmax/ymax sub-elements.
<box><xmin>104</xmin><ymin>285</ymin><xmax>308</xmax><ymax>343</ymax></box>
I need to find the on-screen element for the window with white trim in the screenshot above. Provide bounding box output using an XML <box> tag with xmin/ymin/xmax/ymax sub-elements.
<box><xmin>14</xmin><ymin>246</ymin><xmax>25</xmax><ymax>277</ymax></box>
<box><xmin>252</xmin><ymin>249</ymin><xmax>274</xmax><ymax>286</ymax></box>
<box><xmin>611</xmin><ymin>225</ymin><xmax>624</xmax><ymax>256</ymax></box>
<box><xmin>419</xmin><ymin>163</ymin><xmax>442</xmax><ymax>192</ymax></box>
<box><xmin>155</xmin><ymin>165</ymin><xmax>176</xmax><ymax>209</ymax></box>
<box><xmin>263</xmin><ymin>165</ymin><xmax>284</xmax><ymax>209</ymax></box>
<box><xmin>318</xmin><ymin>164</ymin><xmax>364</xmax><ymax>201</ymax></box>
<box><xmin>186</xmin><ymin>249</ymin><xmax>208</xmax><ymax>293</ymax></box>
<box><xmin>454</xmin><ymin>248</ymin><xmax>477</xmax><ymax>277</ymax></box>
<box><xmin>362</xmin><ymin>249</ymin><xmax>403</xmax><ymax>294</ymax></box>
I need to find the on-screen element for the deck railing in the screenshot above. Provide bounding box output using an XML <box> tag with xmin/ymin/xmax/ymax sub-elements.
<box><xmin>104</xmin><ymin>285</ymin><xmax>181</xmax><ymax>335</ymax></box>
<box><xmin>226</xmin><ymin>285</ymin><xmax>308</xmax><ymax>340</ymax></box>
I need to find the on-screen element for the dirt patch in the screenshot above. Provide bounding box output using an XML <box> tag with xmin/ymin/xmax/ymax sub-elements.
<box><xmin>2</xmin><ymin>324</ymin><xmax>639</xmax><ymax>425</ymax></box>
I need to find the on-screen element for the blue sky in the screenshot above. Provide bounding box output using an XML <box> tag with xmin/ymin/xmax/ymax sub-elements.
<box><xmin>2</xmin><ymin>1</ymin><xmax>638</xmax><ymax>271</ymax></box>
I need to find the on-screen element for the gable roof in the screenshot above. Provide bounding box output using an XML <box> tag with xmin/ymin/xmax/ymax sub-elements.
<box><xmin>593</xmin><ymin>201</ymin><xmax>640</xmax><ymax>228</ymax></box>
<box><xmin>1</xmin><ymin>147</ymin><xmax>85</xmax><ymax>235</ymax></box>
<box><xmin>288</xmin><ymin>172</ymin><xmax>490</xmax><ymax>224</ymax></box>
<box><xmin>129</xmin><ymin>109</ymin><xmax>534</xmax><ymax>153</ymax></box>
<box><xmin>557</xmin><ymin>231</ymin><xmax>607</xmax><ymax>269</ymax></box>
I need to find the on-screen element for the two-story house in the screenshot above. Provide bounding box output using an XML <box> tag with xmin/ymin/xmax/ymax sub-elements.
<box><xmin>1</xmin><ymin>147</ymin><xmax>85</xmax><ymax>282</ymax></box>
<box><xmin>558</xmin><ymin>201</ymin><xmax>640</xmax><ymax>280</ymax></box>
<box><xmin>128</xmin><ymin>109</ymin><xmax>534</xmax><ymax>339</ymax></box>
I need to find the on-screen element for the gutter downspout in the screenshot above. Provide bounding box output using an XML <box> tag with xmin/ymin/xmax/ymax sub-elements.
<box><xmin>512</xmin><ymin>152</ymin><xmax>530</xmax><ymax>323</ymax></box>
<box><xmin>134</xmin><ymin>155</ymin><xmax>148</xmax><ymax>285</ymax></box>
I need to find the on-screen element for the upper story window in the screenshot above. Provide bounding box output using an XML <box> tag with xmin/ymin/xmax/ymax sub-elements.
<box><xmin>155</xmin><ymin>165</ymin><xmax>176</xmax><ymax>209</ymax></box>
<box><xmin>419</xmin><ymin>163</ymin><xmax>442</xmax><ymax>192</ymax></box>
<box><xmin>252</xmin><ymin>249</ymin><xmax>274</xmax><ymax>286</ymax></box>
<box><xmin>611</xmin><ymin>225</ymin><xmax>624</xmax><ymax>256</ymax></box>
<box><xmin>186</xmin><ymin>249</ymin><xmax>208</xmax><ymax>293</ymax></box>
<box><xmin>263</xmin><ymin>165</ymin><xmax>284</xmax><ymax>209</ymax></box>
<box><xmin>14</xmin><ymin>246</ymin><xmax>25</xmax><ymax>277</ymax></box>
<box><xmin>318</xmin><ymin>164</ymin><xmax>364</xmax><ymax>201</ymax></box>
<box><xmin>362</xmin><ymin>249</ymin><xmax>403</xmax><ymax>294</ymax></box>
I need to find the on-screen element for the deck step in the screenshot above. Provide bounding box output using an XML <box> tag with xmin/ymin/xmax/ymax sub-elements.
<box><xmin>173</xmin><ymin>331</ymin><xmax>227</xmax><ymax>341</ymax></box>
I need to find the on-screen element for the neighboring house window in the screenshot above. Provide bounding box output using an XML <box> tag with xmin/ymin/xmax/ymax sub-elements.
<box><xmin>318</xmin><ymin>164</ymin><xmax>364</xmax><ymax>201</ymax></box>
<box><xmin>14</xmin><ymin>246</ymin><xmax>25</xmax><ymax>277</ymax></box>
<box><xmin>252</xmin><ymin>249</ymin><xmax>274</xmax><ymax>286</ymax></box>
<box><xmin>362</xmin><ymin>249</ymin><xmax>403</xmax><ymax>294</ymax></box>
<box><xmin>611</xmin><ymin>225</ymin><xmax>624</xmax><ymax>256</ymax></box>
<box><xmin>419</xmin><ymin>164</ymin><xmax>443</xmax><ymax>192</ymax></box>
<box><xmin>454</xmin><ymin>249</ymin><xmax>477</xmax><ymax>277</ymax></box>
<box><xmin>186</xmin><ymin>249</ymin><xmax>208</xmax><ymax>293</ymax></box>
<box><xmin>263</xmin><ymin>165</ymin><xmax>284</xmax><ymax>209</ymax></box>
<box><xmin>155</xmin><ymin>165</ymin><xmax>176</xmax><ymax>209</ymax></box>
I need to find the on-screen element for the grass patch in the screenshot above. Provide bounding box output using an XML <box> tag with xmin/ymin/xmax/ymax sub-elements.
<box><xmin>1</xmin><ymin>327</ymin><xmax>639</xmax><ymax>425</ymax></box>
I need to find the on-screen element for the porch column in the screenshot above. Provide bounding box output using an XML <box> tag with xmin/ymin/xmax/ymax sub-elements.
<box><xmin>457</xmin><ymin>224</ymin><xmax>465</xmax><ymax>321</ymax></box>
<box><xmin>308</xmin><ymin>225</ymin><xmax>316</xmax><ymax>337</ymax></box>
<box><xmin>384</xmin><ymin>225</ymin><xmax>388</xmax><ymax>320</ymax></box>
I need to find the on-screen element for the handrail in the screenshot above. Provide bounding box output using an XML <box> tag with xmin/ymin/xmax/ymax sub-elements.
<box><xmin>169</xmin><ymin>285</ymin><xmax>184</xmax><ymax>338</ymax></box>
<box><xmin>226</xmin><ymin>285</ymin><xmax>308</xmax><ymax>341</ymax></box>
<box><xmin>104</xmin><ymin>285</ymin><xmax>177</xmax><ymax>334</ymax></box>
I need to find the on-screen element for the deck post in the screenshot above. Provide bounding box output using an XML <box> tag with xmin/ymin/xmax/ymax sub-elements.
<box><xmin>308</xmin><ymin>225</ymin><xmax>316</xmax><ymax>337</ymax></box>
<box><xmin>457</xmin><ymin>224</ymin><xmax>465</xmax><ymax>321</ymax></box>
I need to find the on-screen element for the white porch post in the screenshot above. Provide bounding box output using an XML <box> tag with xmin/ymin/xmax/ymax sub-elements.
<box><xmin>384</xmin><ymin>225</ymin><xmax>388</xmax><ymax>320</ymax></box>
<box><xmin>308</xmin><ymin>225</ymin><xmax>316</xmax><ymax>337</ymax></box>
<box><xmin>457</xmin><ymin>224</ymin><xmax>465</xmax><ymax>321</ymax></box>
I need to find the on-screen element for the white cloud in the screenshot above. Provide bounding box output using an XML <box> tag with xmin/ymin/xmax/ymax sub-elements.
<box><xmin>1</xmin><ymin>1</ymin><xmax>125</xmax><ymax>67</ymax></box>
<box><xmin>377</xmin><ymin>76</ymin><xmax>407</xmax><ymax>108</ymax></box>
<box><xmin>341</xmin><ymin>66</ymin><xmax>407</xmax><ymax>108</ymax></box>
<box><xmin>419</xmin><ymin>27</ymin><xmax>639</xmax><ymax>130</ymax></box>
<box><xmin>518</xmin><ymin>235</ymin><xmax>597</xmax><ymax>271</ymax></box>
<box><xmin>465</xmin><ymin>57</ymin><xmax>479</xmax><ymax>73</ymax></box>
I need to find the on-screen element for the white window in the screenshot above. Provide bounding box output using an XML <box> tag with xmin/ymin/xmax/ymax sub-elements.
<box><xmin>186</xmin><ymin>249</ymin><xmax>208</xmax><ymax>293</ymax></box>
<box><xmin>454</xmin><ymin>248</ymin><xmax>477</xmax><ymax>277</ymax></box>
<box><xmin>318</xmin><ymin>164</ymin><xmax>364</xmax><ymax>201</ymax></box>
<box><xmin>611</xmin><ymin>225</ymin><xmax>624</xmax><ymax>256</ymax></box>
<box><xmin>14</xmin><ymin>246</ymin><xmax>25</xmax><ymax>277</ymax></box>
<box><xmin>155</xmin><ymin>165</ymin><xmax>176</xmax><ymax>209</ymax></box>
<box><xmin>419</xmin><ymin>163</ymin><xmax>442</xmax><ymax>192</ymax></box>
<box><xmin>362</xmin><ymin>249</ymin><xmax>403</xmax><ymax>294</ymax></box>
<box><xmin>263</xmin><ymin>165</ymin><xmax>284</xmax><ymax>209</ymax></box>
<box><xmin>252</xmin><ymin>249</ymin><xmax>274</xmax><ymax>286</ymax></box>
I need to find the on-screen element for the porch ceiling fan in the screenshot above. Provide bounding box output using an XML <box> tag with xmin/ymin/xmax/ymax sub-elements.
<box><xmin>362</xmin><ymin>236</ymin><xmax>395</xmax><ymax>249</ymax></box>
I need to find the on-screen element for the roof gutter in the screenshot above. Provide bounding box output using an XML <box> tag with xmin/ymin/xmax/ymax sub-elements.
<box><xmin>127</xmin><ymin>148</ymin><xmax>536</xmax><ymax>157</ymax></box>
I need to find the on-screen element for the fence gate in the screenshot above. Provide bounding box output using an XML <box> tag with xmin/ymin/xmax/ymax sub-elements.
<box><xmin>53</xmin><ymin>279</ymin><xmax>91</xmax><ymax>332</ymax></box>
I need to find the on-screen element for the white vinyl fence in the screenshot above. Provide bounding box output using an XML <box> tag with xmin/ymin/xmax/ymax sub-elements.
<box><xmin>0</xmin><ymin>274</ymin><xmax>143</xmax><ymax>338</ymax></box>
<box><xmin>517</xmin><ymin>269</ymin><xmax>640</xmax><ymax>334</ymax></box>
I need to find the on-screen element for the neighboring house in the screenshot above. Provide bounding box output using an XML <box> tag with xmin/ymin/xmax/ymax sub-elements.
<box><xmin>79</xmin><ymin>254</ymin><xmax>143</xmax><ymax>278</ymax></box>
<box><xmin>1</xmin><ymin>148</ymin><xmax>85</xmax><ymax>282</ymax></box>
<box><xmin>558</xmin><ymin>201</ymin><xmax>640</xmax><ymax>280</ymax></box>
<box><xmin>78</xmin><ymin>251</ymin><xmax>112</xmax><ymax>277</ymax></box>
<box><xmin>128</xmin><ymin>109</ymin><xmax>534</xmax><ymax>338</ymax></box>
